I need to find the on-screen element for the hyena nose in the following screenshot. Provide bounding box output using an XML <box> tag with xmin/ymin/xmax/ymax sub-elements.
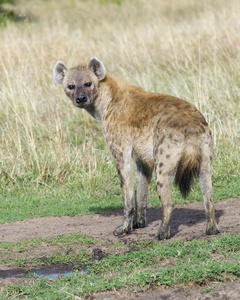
<box><xmin>75</xmin><ymin>95</ymin><xmax>87</xmax><ymax>103</ymax></box>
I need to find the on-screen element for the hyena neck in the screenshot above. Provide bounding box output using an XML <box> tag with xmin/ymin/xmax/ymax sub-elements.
<box><xmin>84</xmin><ymin>75</ymin><xmax>118</xmax><ymax>123</ymax></box>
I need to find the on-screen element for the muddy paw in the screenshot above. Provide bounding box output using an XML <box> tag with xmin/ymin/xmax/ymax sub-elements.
<box><xmin>155</xmin><ymin>225</ymin><xmax>171</xmax><ymax>240</ymax></box>
<box><xmin>133</xmin><ymin>220</ymin><xmax>146</xmax><ymax>229</ymax></box>
<box><xmin>206</xmin><ymin>226</ymin><xmax>220</xmax><ymax>235</ymax></box>
<box><xmin>155</xmin><ymin>231</ymin><xmax>171</xmax><ymax>240</ymax></box>
<box><xmin>113</xmin><ymin>224</ymin><xmax>131</xmax><ymax>236</ymax></box>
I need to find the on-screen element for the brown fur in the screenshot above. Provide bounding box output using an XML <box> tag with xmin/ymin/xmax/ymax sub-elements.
<box><xmin>53</xmin><ymin>57</ymin><xmax>220</xmax><ymax>240</ymax></box>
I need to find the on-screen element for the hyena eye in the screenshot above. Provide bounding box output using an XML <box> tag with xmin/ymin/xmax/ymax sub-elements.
<box><xmin>68</xmin><ymin>84</ymin><xmax>75</xmax><ymax>90</ymax></box>
<box><xmin>84</xmin><ymin>82</ymin><xmax>92</xmax><ymax>87</ymax></box>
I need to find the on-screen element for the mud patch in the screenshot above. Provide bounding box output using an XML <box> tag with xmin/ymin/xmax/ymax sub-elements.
<box><xmin>94</xmin><ymin>281</ymin><xmax>240</xmax><ymax>300</ymax></box>
<box><xmin>0</xmin><ymin>197</ymin><xmax>239</xmax><ymax>298</ymax></box>
<box><xmin>0</xmin><ymin>198</ymin><xmax>239</xmax><ymax>244</ymax></box>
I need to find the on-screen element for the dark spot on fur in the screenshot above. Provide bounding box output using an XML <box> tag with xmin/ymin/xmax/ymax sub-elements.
<box><xmin>118</xmin><ymin>173</ymin><xmax>125</xmax><ymax>188</ymax></box>
<box><xmin>157</xmin><ymin>182</ymin><xmax>163</xmax><ymax>188</ymax></box>
<box><xmin>200</xmin><ymin>125</ymin><xmax>206</xmax><ymax>133</ymax></box>
<box><xmin>119</xmin><ymin>151</ymin><xmax>123</xmax><ymax>157</ymax></box>
<box><xmin>159</xmin><ymin>162</ymin><xmax>164</xmax><ymax>168</ymax></box>
<box><xmin>104</xmin><ymin>112</ymin><xmax>111</xmax><ymax>121</ymax></box>
<box><xmin>159</xmin><ymin>136</ymin><xmax>165</xmax><ymax>144</ymax></box>
<box><xmin>166</xmin><ymin>154</ymin><xmax>170</xmax><ymax>159</ymax></box>
<box><xmin>159</xmin><ymin>170</ymin><xmax>162</xmax><ymax>175</ymax></box>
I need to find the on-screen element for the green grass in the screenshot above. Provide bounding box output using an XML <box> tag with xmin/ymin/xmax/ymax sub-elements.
<box><xmin>0</xmin><ymin>182</ymin><xmax>122</xmax><ymax>224</ymax></box>
<box><xmin>1</xmin><ymin>147</ymin><xmax>239</xmax><ymax>224</ymax></box>
<box><xmin>0</xmin><ymin>234</ymin><xmax>98</xmax><ymax>253</ymax></box>
<box><xmin>0</xmin><ymin>234</ymin><xmax>99</xmax><ymax>268</ymax></box>
<box><xmin>4</xmin><ymin>251</ymin><xmax>89</xmax><ymax>269</ymax></box>
<box><xmin>1</xmin><ymin>234</ymin><xmax>239</xmax><ymax>299</ymax></box>
<box><xmin>0</xmin><ymin>0</ymin><xmax>27</xmax><ymax>24</ymax></box>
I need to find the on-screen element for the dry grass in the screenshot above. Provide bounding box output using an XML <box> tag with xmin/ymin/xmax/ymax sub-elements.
<box><xmin>0</xmin><ymin>0</ymin><xmax>240</xmax><ymax>185</ymax></box>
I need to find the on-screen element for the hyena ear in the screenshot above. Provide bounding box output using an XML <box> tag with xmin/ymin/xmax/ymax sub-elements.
<box><xmin>53</xmin><ymin>61</ymin><xmax>69</xmax><ymax>85</ymax></box>
<box><xmin>87</xmin><ymin>57</ymin><xmax>106</xmax><ymax>81</ymax></box>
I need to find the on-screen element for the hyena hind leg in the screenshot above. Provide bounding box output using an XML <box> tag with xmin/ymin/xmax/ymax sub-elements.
<box><xmin>133</xmin><ymin>161</ymin><xmax>153</xmax><ymax>228</ymax></box>
<box><xmin>199</xmin><ymin>159</ymin><xmax>220</xmax><ymax>235</ymax></box>
<box><xmin>155</xmin><ymin>169</ymin><xmax>174</xmax><ymax>240</ymax></box>
<box><xmin>154</xmin><ymin>136</ymin><xmax>182</xmax><ymax>240</ymax></box>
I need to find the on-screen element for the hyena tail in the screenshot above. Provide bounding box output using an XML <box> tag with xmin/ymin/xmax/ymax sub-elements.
<box><xmin>175</xmin><ymin>145</ymin><xmax>202</xmax><ymax>199</ymax></box>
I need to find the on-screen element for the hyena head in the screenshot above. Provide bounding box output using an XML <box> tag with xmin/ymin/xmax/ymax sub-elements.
<box><xmin>53</xmin><ymin>57</ymin><xmax>106</xmax><ymax>108</ymax></box>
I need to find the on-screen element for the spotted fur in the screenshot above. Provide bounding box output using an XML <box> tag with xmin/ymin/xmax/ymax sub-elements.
<box><xmin>53</xmin><ymin>57</ymin><xmax>220</xmax><ymax>240</ymax></box>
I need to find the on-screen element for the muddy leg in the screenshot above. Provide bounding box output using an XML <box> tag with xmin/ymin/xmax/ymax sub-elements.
<box><xmin>155</xmin><ymin>173</ymin><xmax>174</xmax><ymax>240</ymax></box>
<box><xmin>133</xmin><ymin>161</ymin><xmax>153</xmax><ymax>228</ymax></box>
<box><xmin>200</xmin><ymin>159</ymin><xmax>220</xmax><ymax>235</ymax></box>
<box><xmin>113</xmin><ymin>151</ymin><xmax>134</xmax><ymax>236</ymax></box>
<box><xmin>153</xmin><ymin>129</ymin><xmax>184</xmax><ymax>240</ymax></box>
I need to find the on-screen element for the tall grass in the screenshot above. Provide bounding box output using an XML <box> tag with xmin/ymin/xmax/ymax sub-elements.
<box><xmin>0</xmin><ymin>0</ymin><xmax>239</xmax><ymax>188</ymax></box>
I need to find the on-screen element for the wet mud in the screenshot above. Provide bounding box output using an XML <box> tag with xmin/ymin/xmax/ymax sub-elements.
<box><xmin>0</xmin><ymin>197</ymin><xmax>239</xmax><ymax>299</ymax></box>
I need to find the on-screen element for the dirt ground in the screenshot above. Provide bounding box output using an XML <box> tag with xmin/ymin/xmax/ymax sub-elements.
<box><xmin>0</xmin><ymin>197</ymin><xmax>240</xmax><ymax>299</ymax></box>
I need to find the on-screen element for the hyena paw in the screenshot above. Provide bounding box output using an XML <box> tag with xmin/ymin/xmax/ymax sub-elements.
<box><xmin>155</xmin><ymin>231</ymin><xmax>171</xmax><ymax>240</ymax></box>
<box><xmin>113</xmin><ymin>223</ymin><xmax>132</xmax><ymax>236</ymax></box>
<box><xmin>206</xmin><ymin>225</ymin><xmax>220</xmax><ymax>236</ymax></box>
<box><xmin>133</xmin><ymin>220</ymin><xmax>146</xmax><ymax>229</ymax></box>
<box><xmin>155</xmin><ymin>225</ymin><xmax>171</xmax><ymax>240</ymax></box>
<box><xmin>133</xmin><ymin>212</ymin><xmax>146</xmax><ymax>229</ymax></box>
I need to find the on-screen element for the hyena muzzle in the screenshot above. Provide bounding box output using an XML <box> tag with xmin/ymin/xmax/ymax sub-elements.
<box><xmin>53</xmin><ymin>57</ymin><xmax>220</xmax><ymax>240</ymax></box>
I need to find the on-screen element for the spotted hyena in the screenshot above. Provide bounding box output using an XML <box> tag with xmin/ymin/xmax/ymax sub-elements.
<box><xmin>53</xmin><ymin>57</ymin><xmax>220</xmax><ymax>240</ymax></box>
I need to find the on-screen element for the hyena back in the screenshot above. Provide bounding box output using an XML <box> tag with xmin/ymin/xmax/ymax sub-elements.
<box><xmin>53</xmin><ymin>57</ymin><xmax>220</xmax><ymax>240</ymax></box>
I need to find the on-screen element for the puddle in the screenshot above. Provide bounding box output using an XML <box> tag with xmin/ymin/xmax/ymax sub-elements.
<box><xmin>34</xmin><ymin>267</ymin><xmax>87</xmax><ymax>280</ymax></box>
<box><xmin>0</xmin><ymin>266</ymin><xmax>87</xmax><ymax>281</ymax></box>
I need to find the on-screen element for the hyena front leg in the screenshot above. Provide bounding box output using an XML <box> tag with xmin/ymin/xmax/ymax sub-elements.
<box><xmin>133</xmin><ymin>161</ymin><xmax>153</xmax><ymax>228</ymax></box>
<box><xmin>112</xmin><ymin>147</ymin><xmax>134</xmax><ymax>236</ymax></box>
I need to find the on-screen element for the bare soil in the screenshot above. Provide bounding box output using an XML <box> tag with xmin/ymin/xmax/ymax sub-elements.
<box><xmin>0</xmin><ymin>198</ymin><xmax>240</xmax><ymax>299</ymax></box>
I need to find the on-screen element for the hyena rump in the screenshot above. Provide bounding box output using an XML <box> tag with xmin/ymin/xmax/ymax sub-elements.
<box><xmin>53</xmin><ymin>57</ymin><xmax>220</xmax><ymax>240</ymax></box>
